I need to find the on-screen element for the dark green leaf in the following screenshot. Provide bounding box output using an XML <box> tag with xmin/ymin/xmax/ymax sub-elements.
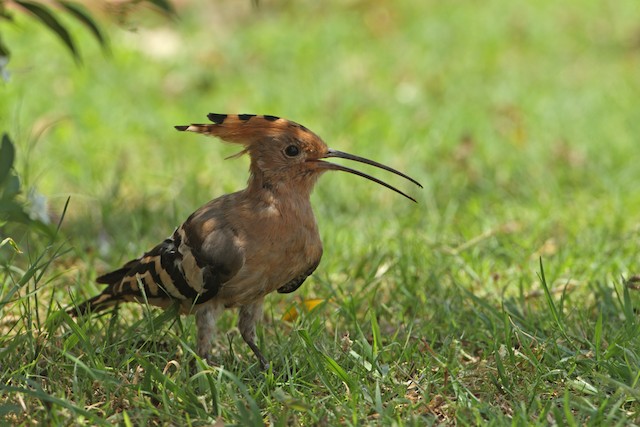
<box><xmin>57</xmin><ymin>1</ymin><xmax>108</xmax><ymax>50</ymax></box>
<box><xmin>1</xmin><ymin>174</ymin><xmax>21</xmax><ymax>200</ymax></box>
<box><xmin>0</xmin><ymin>39</ymin><xmax>9</xmax><ymax>59</ymax></box>
<box><xmin>0</xmin><ymin>200</ymin><xmax>30</xmax><ymax>224</ymax></box>
<box><xmin>14</xmin><ymin>0</ymin><xmax>80</xmax><ymax>61</ymax></box>
<box><xmin>0</xmin><ymin>6</ymin><xmax>13</xmax><ymax>21</ymax></box>
<box><xmin>0</xmin><ymin>133</ymin><xmax>15</xmax><ymax>187</ymax></box>
<box><xmin>144</xmin><ymin>0</ymin><xmax>176</xmax><ymax>15</ymax></box>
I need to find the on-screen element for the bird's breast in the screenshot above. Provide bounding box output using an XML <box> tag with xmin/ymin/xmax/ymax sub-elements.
<box><xmin>216</xmin><ymin>206</ymin><xmax>323</xmax><ymax>307</ymax></box>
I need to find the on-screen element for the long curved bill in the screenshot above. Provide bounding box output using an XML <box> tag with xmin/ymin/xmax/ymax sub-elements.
<box><xmin>309</xmin><ymin>148</ymin><xmax>423</xmax><ymax>203</ymax></box>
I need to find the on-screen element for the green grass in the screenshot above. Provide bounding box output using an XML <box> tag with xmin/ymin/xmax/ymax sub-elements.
<box><xmin>2</xmin><ymin>0</ymin><xmax>640</xmax><ymax>424</ymax></box>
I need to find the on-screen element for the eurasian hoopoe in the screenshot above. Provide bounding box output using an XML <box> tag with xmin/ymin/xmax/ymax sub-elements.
<box><xmin>69</xmin><ymin>113</ymin><xmax>421</xmax><ymax>369</ymax></box>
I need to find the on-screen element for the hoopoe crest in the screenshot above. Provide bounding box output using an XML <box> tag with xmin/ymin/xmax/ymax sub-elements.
<box><xmin>70</xmin><ymin>113</ymin><xmax>421</xmax><ymax>370</ymax></box>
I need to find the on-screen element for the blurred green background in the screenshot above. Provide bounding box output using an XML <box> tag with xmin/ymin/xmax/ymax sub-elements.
<box><xmin>2</xmin><ymin>1</ymin><xmax>639</xmax><ymax>255</ymax></box>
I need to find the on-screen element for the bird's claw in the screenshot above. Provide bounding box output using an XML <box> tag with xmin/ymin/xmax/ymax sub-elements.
<box><xmin>202</xmin><ymin>353</ymin><xmax>218</xmax><ymax>367</ymax></box>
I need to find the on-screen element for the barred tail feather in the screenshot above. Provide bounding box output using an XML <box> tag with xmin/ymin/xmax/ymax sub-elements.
<box><xmin>67</xmin><ymin>292</ymin><xmax>120</xmax><ymax>317</ymax></box>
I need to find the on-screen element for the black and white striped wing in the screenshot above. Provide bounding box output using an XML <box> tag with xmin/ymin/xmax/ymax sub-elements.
<box><xmin>70</xmin><ymin>225</ymin><xmax>243</xmax><ymax>315</ymax></box>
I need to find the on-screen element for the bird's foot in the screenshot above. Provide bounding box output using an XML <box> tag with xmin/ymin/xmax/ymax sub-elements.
<box><xmin>245</xmin><ymin>341</ymin><xmax>270</xmax><ymax>371</ymax></box>
<box><xmin>199</xmin><ymin>353</ymin><xmax>219</xmax><ymax>367</ymax></box>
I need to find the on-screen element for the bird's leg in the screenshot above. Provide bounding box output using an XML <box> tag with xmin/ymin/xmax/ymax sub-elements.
<box><xmin>195</xmin><ymin>303</ymin><xmax>223</xmax><ymax>365</ymax></box>
<box><xmin>238</xmin><ymin>300</ymin><xmax>269</xmax><ymax>370</ymax></box>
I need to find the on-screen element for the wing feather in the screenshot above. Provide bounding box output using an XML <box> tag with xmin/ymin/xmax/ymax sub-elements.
<box><xmin>69</xmin><ymin>212</ymin><xmax>245</xmax><ymax>316</ymax></box>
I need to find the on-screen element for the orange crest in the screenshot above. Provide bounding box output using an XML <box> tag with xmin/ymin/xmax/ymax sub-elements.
<box><xmin>175</xmin><ymin>114</ymin><xmax>320</xmax><ymax>147</ymax></box>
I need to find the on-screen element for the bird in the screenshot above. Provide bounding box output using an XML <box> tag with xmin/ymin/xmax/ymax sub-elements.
<box><xmin>69</xmin><ymin>113</ymin><xmax>422</xmax><ymax>370</ymax></box>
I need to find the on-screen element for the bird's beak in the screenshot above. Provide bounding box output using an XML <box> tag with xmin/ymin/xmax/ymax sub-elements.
<box><xmin>309</xmin><ymin>149</ymin><xmax>423</xmax><ymax>202</ymax></box>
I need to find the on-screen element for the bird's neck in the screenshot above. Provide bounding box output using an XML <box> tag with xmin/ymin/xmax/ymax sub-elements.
<box><xmin>244</xmin><ymin>167</ymin><xmax>318</xmax><ymax>214</ymax></box>
<box><xmin>236</xmin><ymin>167</ymin><xmax>321</xmax><ymax>247</ymax></box>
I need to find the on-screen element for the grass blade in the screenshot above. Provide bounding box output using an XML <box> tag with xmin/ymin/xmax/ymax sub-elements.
<box><xmin>0</xmin><ymin>381</ymin><xmax>105</xmax><ymax>424</ymax></box>
<box><xmin>594</xmin><ymin>307</ymin><xmax>603</xmax><ymax>363</ymax></box>
<box><xmin>537</xmin><ymin>258</ymin><xmax>563</xmax><ymax>332</ymax></box>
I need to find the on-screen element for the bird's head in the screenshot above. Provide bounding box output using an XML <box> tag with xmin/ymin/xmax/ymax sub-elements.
<box><xmin>175</xmin><ymin>113</ymin><xmax>422</xmax><ymax>201</ymax></box>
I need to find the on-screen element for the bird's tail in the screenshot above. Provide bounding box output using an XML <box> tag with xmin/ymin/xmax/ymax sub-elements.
<box><xmin>67</xmin><ymin>292</ymin><xmax>120</xmax><ymax>317</ymax></box>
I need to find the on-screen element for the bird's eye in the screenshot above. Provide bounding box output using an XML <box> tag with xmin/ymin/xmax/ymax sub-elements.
<box><xmin>284</xmin><ymin>145</ymin><xmax>300</xmax><ymax>157</ymax></box>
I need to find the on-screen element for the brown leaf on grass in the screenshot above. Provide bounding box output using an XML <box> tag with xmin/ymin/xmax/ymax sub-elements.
<box><xmin>531</xmin><ymin>238</ymin><xmax>558</xmax><ymax>259</ymax></box>
<box><xmin>525</xmin><ymin>279</ymin><xmax>579</xmax><ymax>300</ymax></box>
<box><xmin>207</xmin><ymin>417</ymin><xmax>225</xmax><ymax>427</ymax></box>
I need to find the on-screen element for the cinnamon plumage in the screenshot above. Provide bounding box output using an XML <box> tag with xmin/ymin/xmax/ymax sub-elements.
<box><xmin>69</xmin><ymin>113</ymin><xmax>421</xmax><ymax>369</ymax></box>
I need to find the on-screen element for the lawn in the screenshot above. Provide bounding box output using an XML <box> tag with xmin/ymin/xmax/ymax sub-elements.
<box><xmin>1</xmin><ymin>0</ymin><xmax>640</xmax><ymax>424</ymax></box>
